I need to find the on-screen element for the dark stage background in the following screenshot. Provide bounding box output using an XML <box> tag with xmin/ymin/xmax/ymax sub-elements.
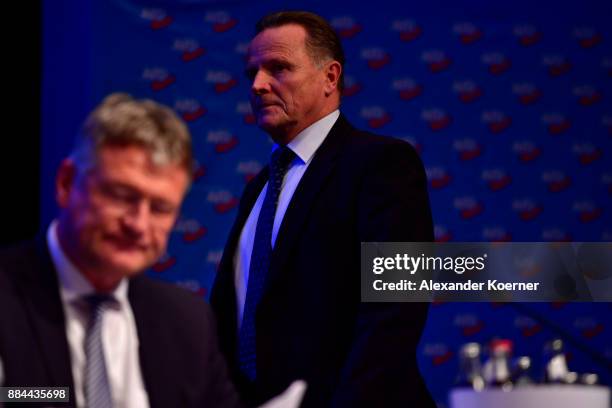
<box><xmin>35</xmin><ymin>0</ymin><xmax>612</xmax><ymax>405</ymax></box>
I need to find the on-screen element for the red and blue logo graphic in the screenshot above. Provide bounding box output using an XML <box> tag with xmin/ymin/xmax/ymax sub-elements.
<box><xmin>393</xmin><ymin>78</ymin><xmax>423</xmax><ymax>101</ymax></box>
<box><xmin>482</xmin><ymin>169</ymin><xmax>512</xmax><ymax>191</ymax></box>
<box><xmin>141</xmin><ymin>8</ymin><xmax>173</xmax><ymax>30</ymax></box>
<box><xmin>207</xmin><ymin>190</ymin><xmax>239</xmax><ymax>214</ymax></box>
<box><xmin>514</xmin><ymin>25</ymin><xmax>542</xmax><ymax>46</ymax></box>
<box><xmin>482</xmin><ymin>52</ymin><xmax>511</xmax><ymax>75</ymax></box>
<box><xmin>512</xmin><ymin>199</ymin><xmax>543</xmax><ymax>221</ymax></box>
<box><xmin>542</xmin><ymin>113</ymin><xmax>572</xmax><ymax>135</ymax></box>
<box><xmin>205</xmin><ymin>11</ymin><xmax>238</xmax><ymax>33</ymax></box>
<box><xmin>542</xmin><ymin>54</ymin><xmax>572</xmax><ymax>77</ymax></box>
<box><xmin>173</xmin><ymin>38</ymin><xmax>206</xmax><ymax>62</ymax></box>
<box><xmin>331</xmin><ymin>16</ymin><xmax>362</xmax><ymax>39</ymax></box>
<box><xmin>342</xmin><ymin>75</ymin><xmax>363</xmax><ymax>97</ymax></box>
<box><xmin>206</xmin><ymin>70</ymin><xmax>238</xmax><ymax>93</ymax></box>
<box><xmin>573</xmin><ymin>201</ymin><xmax>602</xmax><ymax>223</ymax></box>
<box><xmin>422</xmin><ymin>50</ymin><xmax>452</xmax><ymax>73</ymax></box>
<box><xmin>427</xmin><ymin>167</ymin><xmax>452</xmax><ymax>189</ymax></box>
<box><xmin>175</xmin><ymin>99</ymin><xmax>207</xmax><ymax>122</ymax></box>
<box><xmin>513</xmin><ymin>141</ymin><xmax>541</xmax><ymax>162</ymax></box>
<box><xmin>482</xmin><ymin>227</ymin><xmax>512</xmax><ymax>242</ymax></box>
<box><xmin>142</xmin><ymin>67</ymin><xmax>175</xmax><ymax>91</ymax></box>
<box><xmin>482</xmin><ymin>111</ymin><xmax>512</xmax><ymax>134</ymax></box>
<box><xmin>454</xmin><ymin>196</ymin><xmax>484</xmax><ymax>219</ymax></box>
<box><xmin>454</xmin><ymin>138</ymin><xmax>482</xmax><ymax>161</ymax></box>
<box><xmin>453</xmin><ymin>22</ymin><xmax>483</xmax><ymax>44</ymax></box>
<box><xmin>392</xmin><ymin>19</ymin><xmax>423</xmax><ymax>42</ymax></box>
<box><xmin>236</xmin><ymin>160</ymin><xmax>263</xmax><ymax>182</ymax></box>
<box><xmin>572</xmin><ymin>143</ymin><xmax>602</xmax><ymax>165</ymax></box>
<box><xmin>360</xmin><ymin>106</ymin><xmax>392</xmax><ymax>128</ymax></box>
<box><xmin>453</xmin><ymin>80</ymin><xmax>483</xmax><ymax>103</ymax></box>
<box><xmin>361</xmin><ymin>47</ymin><xmax>391</xmax><ymax>70</ymax></box>
<box><xmin>513</xmin><ymin>83</ymin><xmax>542</xmax><ymax>105</ymax></box>
<box><xmin>542</xmin><ymin>171</ymin><xmax>572</xmax><ymax>193</ymax></box>
<box><xmin>422</xmin><ymin>108</ymin><xmax>452</xmax><ymax>131</ymax></box>
<box><xmin>207</xmin><ymin>130</ymin><xmax>239</xmax><ymax>153</ymax></box>
<box><xmin>175</xmin><ymin>219</ymin><xmax>207</xmax><ymax>243</ymax></box>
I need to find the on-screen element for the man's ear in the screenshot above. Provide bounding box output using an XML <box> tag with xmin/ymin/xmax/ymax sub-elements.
<box><xmin>323</xmin><ymin>60</ymin><xmax>342</xmax><ymax>96</ymax></box>
<box><xmin>56</xmin><ymin>158</ymin><xmax>78</xmax><ymax>208</ymax></box>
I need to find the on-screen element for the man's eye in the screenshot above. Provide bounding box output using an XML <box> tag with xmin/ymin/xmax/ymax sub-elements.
<box><xmin>151</xmin><ymin>201</ymin><xmax>175</xmax><ymax>215</ymax></box>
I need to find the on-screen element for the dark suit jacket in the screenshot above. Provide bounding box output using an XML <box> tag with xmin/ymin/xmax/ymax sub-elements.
<box><xmin>211</xmin><ymin>115</ymin><xmax>436</xmax><ymax>407</ymax></box>
<box><xmin>0</xmin><ymin>238</ymin><xmax>241</xmax><ymax>408</ymax></box>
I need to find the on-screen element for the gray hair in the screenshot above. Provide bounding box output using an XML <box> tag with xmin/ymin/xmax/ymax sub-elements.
<box><xmin>72</xmin><ymin>93</ymin><xmax>193</xmax><ymax>174</ymax></box>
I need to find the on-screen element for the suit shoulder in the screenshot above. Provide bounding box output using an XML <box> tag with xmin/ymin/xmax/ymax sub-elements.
<box><xmin>343</xmin><ymin>128</ymin><xmax>421</xmax><ymax>164</ymax></box>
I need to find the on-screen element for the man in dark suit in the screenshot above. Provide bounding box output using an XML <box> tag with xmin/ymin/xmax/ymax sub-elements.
<box><xmin>210</xmin><ymin>11</ymin><xmax>436</xmax><ymax>407</ymax></box>
<box><xmin>0</xmin><ymin>93</ymin><xmax>241</xmax><ymax>408</ymax></box>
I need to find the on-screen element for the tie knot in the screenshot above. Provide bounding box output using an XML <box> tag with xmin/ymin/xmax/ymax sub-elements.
<box><xmin>270</xmin><ymin>146</ymin><xmax>296</xmax><ymax>171</ymax></box>
<box><xmin>82</xmin><ymin>293</ymin><xmax>116</xmax><ymax>314</ymax></box>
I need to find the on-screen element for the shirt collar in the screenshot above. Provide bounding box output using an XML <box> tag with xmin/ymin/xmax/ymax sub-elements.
<box><xmin>276</xmin><ymin>109</ymin><xmax>340</xmax><ymax>164</ymax></box>
<box><xmin>47</xmin><ymin>220</ymin><xmax>129</xmax><ymax>304</ymax></box>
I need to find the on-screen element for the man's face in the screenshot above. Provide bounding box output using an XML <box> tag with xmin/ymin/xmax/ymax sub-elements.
<box><xmin>56</xmin><ymin>145</ymin><xmax>189</xmax><ymax>282</ymax></box>
<box><xmin>246</xmin><ymin>24</ymin><xmax>332</xmax><ymax>142</ymax></box>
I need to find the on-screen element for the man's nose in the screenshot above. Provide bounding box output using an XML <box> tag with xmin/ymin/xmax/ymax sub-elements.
<box><xmin>121</xmin><ymin>201</ymin><xmax>151</xmax><ymax>236</ymax></box>
<box><xmin>251</xmin><ymin>70</ymin><xmax>270</xmax><ymax>95</ymax></box>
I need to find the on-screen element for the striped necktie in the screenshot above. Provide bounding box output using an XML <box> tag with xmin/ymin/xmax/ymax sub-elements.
<box><xmin>238</xmin><ymin>146</ymin><xmax>296</xmax><ymax>381</ymax></box>
<box><xmin>83</xmin><ymin>294</ymin><xmax>115</xmax><ymax>408</ymax></box>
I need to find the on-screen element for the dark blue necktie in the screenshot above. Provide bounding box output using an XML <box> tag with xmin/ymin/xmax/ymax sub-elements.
<box><xmin>238</xmin><ymin>146</ymin><xmax>296</xmax><ymax>381</ymax></box>
<box><xmin>83</xmin><ymin>294</ymin><xmax>115</xmax><ymax>408</ymax></box>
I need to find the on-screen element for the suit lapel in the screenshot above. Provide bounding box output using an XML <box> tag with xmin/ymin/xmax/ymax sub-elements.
<box><xmin>22</xmin><ymin>238</ymin><xmax>76</xmax><ymax>406</ymax></box>
<box><xmin>267</xmin><ymin>115</ymin><xmax>352</xmax><ymax>287</ymax></box>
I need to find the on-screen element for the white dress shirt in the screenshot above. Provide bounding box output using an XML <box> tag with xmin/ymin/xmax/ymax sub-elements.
<box><xmin>47</xmin><ymin>221</ymin><xmax>150</xmax><ymax>408</ymax></box>
<box><xmin>233</xmin><ymin>110</ymin><xmax>340</xmax><ymax>327</ymax></box>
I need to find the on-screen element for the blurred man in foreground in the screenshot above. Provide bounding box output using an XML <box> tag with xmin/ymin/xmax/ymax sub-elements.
<box><xmin>211</xmin><ymin>11</ymin><xmax>435</xmax><ymax>407</ymax></box>
<box><xmin>0</xmin><ymin>93</ymin><xmax>241</xmax><ymax>408</ymax></box>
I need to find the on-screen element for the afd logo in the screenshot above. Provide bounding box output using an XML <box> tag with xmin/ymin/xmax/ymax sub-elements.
<box><xmin>142</xmin><ymin>68</ymin><xmax>175</xmax><ymax>91</ymax></box>
<box><xmin>434</xmin><ymin>225</ymin><xmax>453</xmax><ymax>242</ymax></box>
<box><xmin>453</xmin><ymin>80</ymin><xmax>483</xmax><ymax>103</ymax></box>
<box><xmin>572</xmin><ymin>143</ymin><xmax>602</xmax><ymax>165</ymax></box>
<box><xmin>482</xmin><ymin>227</ymin><xmax>512</xmax><ymax>242</ymax></box>
<box><xmin>514</xmin><ymin>316</ymin><xmax>542</xmax><ymax>337</ymax></box>
<box><xmin>542</xmin><ymin>55</ymin><xmax>572</xmax><ymax>77</ymax></box>
<box><xmin>206</xmin><ymin>71</ymin><xmax>238</xmax><ymax>94</ymax></box>
<box><xmin>512</xmin><ymin>199</ymin><xmax>543</xmax><ymax>221</ymax></box>
<box><xmin>573</xmin><ymin>85</ymin><xmax>602</xmax><ymax>106</ymax></box>
<box><xmin>512</xmin><ymin>141</ymin><xmax>541</xmax><ymax>162</ymax></box>
<box><xmin>141</xmin><ymin>8</ymin><xmax>173</xmax><ymax>30</ymax></box>
<box><xmin>454</xmin><ymin>314</ymin><xmax>484</xmax><ymax>336</ymax></box>
<box><xmin>426</xmin><ymin>167</ymin><xmax>452</xmax><ymax>189</ymax></box>
<box><xmin>237</xmin><ymin>160</ymin><xmax>263</xmax><ymax>182</ymax></box>
<box><xmin>453</xmin><ymin>138</ymin><xmax>482</xmax><ymax>161</ymax></box>
<box><xmin>453</xmin><ymin>22</ymin><xmax>483</xmax><ymax>44</ymax></box>
<box><xmin>176</xmin><ymin>280</ymin><xmax>207</xmax><ymax>298</ymax></box>
<box><xmin>482</xmin><ymin>52</ymin><xmax>511</xmax><ymax>75</ymax></box>
<box><xmin>542</xmin><ymin>113</ymin><xmax>571</xmax><ymax>135</ymax></box>
<box><xmin>542</xmin><ymin>171</ymin><xmax>571</xmax><ymax>192</ymax></box>
<box><xmin>482</xmin><ymin>110</ymin><xmax>511</xmax><ymax>134</ymax></box>
<box><xmin>482</xmin><ymin>169</ymin><xmax>512</xmax><ymax>191</ymax></box>
<box><xmin>204</xmin><ymin>11</ymin><xmax>238</xmax><ymax>33</ymax></box>
<box><xmin>152</xmin><ymin>253</ymin><xmax>177</xmax><ymax>273</ymax></box>
<box><xmin>422</xmin><ymin>50</ymin><xmax>452</xmax><ymax>73</ymax></box>
<box><xmin>392</xmin><ymin>78</ymin><xmax>422</xmax><ymax>101</ymax></box>
<box><xmin>207</xmin><ymin>130</ymin><xmax>239</xmax><ymax>153</ymax></box>
<box><xmin>513</xmin><ymin>83</ymin><xmax>542</xmax><ymax>105</ymax></box>
<box><xmin>174</xmin><ymin>99</ymin><xmax>207</xmax><ymax>122</ymax></box>
<box><xmin>207</xmin><ymin>190</ymin><xmax>239</xmax><ymax>214</ymax></box>
<box><xmin>513</xmin><ymin>24</ymin><xmax>542</xmax><ymax>46</ymax></box>
<box><xmin>236</xmin><ymin>101</ymin><xmax>255</xmax><ymax>125</ymax></box>
<box><xmin>331</xmin><ymin>16</ymin><xmax>362</xmax><ymax>39</ymax></box>
<box><xmin>573</xmin><ymin>201</ymin><xmax>602</xmax><ymax>223</ymax></box>
<box><xmin>573</xmin><ymin>27</ymin><xmax>602</xmax><ymax>49</ymax></box>
<box><xmin>173</xmin><ymin>38</ymin><xmax>205</xmax><ymax>62</ymax></box>
<box><xmin>342</xmin><ymin>75</ymin><xmax>363</xmax><ymax>97</ymax></box>
<box><xmin>361</xmin><ymin>48</ymin><xmax>391</xmax><ymax>70</ymax></box>
<box><xmin>541</xmin><ymin>228</ymin><xmax>572</xmax><ymax>242</ymax></box>
<box><xmin>454</xmin><ymin>196</ymin><xmax>484</xmax><ymax>219</ymax></box>
<box><xmin>422</xmin><ymin>343</ymin><xmax>453</xmax><ymax>367</ymax></box>
<box><xmin>360</xmin><ymin>106</ymin><xmax>392</xmax><ymax>128</ymax></box>
<box><xmin>574</xmin><ymin>317</ymin><xmax>604</xmax><ymax>339</ymax></box>
<box><xmin>174</xmin><ymin>218</ymin><xmax>207</xmax><ymax>243</ymax></box>
<box><xmin>391</xmin><ymin>19</ymin><xmax>423</xmax><ymax>42</ymax></box>
<box><xmin>192</xmin><ymin>160</ymin><xmax>206</xmax><ymax>182</ymax></box>
<box><xmin>422</xmin><ymin>108</ymin><xmax>452</xmax><ymax>131</ymax></box>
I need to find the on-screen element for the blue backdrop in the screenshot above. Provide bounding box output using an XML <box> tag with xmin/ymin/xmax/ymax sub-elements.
<box><xmin>42</xmin><ymin>0</ymin><xmax>611</xmax><ymax>405</ymax></box>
